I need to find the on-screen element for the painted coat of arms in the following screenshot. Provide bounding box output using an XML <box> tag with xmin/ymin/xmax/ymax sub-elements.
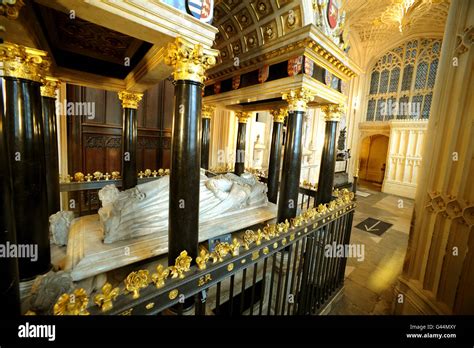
<box><xmin>186</xmin><ymin>0</ymin><xmax>214</xmax><ymax>23</ymax></box>
<box><xmin>287</xmin><ymin>56</ymin><xmax>303</xmax><ymax>76</ymax></box>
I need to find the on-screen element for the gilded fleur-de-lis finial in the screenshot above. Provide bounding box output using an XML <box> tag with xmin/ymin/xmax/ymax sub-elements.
<box><xmin>124</xmin><ymin>270</ymin><xmax>150</xmax><ymax>299</ymax></box>
<box><xmin>53</xmin><ymin>288</ymin><xmax>90</xmax><ymax>315</ymax></box>
<box><xmin>228</xmin><ymin>238</ymin><xmax>240</xmax><ymax>256</ymax></box>
<box><xmin>196</xmin><ymin>248</ymin><xmax>210</xmax><ymax>270</ymax></box>
<box><xmin>151</xmin><ymin>264</ymin><xmax>170</xmax><ymax>288</ymax></box>
<box><xmin>170</xmin><ymin>251</ymin><xmax>192</xmax><ymax>279</ymax></box>
<box><xmin>85</xmin><ymin>173</ymin><xmax>93</xmax><ymax>182</ymax></box>
<box><xmin>94</xmin><ymin>283</ymin><xmax>120</xmax><ymax>312</ymax></box>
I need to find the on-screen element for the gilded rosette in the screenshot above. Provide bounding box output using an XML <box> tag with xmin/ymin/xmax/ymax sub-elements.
<box><xmin>0</xmin><ymin>42</ymin><xmax>50</xmax><ymax>82</ymax></box>
<box><xmin>40</xmin><ymin>76</ymin><xmax>60</xmax><ymax>98</ymax></box>
<box><xmin>0</xmin><ymin>0</ymin><xmax>25</xmax><ymax>19</ymax></box>
<box><xmin>270</xmin><ymin>108</ymin><xmax>288</xmax><ymax>123</ymax></box>
<box><xmin>202</xmin><ymin>105</ymin><xmax>216</xmax><ymax>119</ymax></box>
<box><xmin>53</xmin><ymin>288</ymin><xmax>90</xmax><ymax>315</ymax></box>
<box><xmin>118</xmin><ymin>91</ymin><xmax>143</xmax><ymax>109</ymax></box>
<box><xmin>321</xmin><ymin>103</ymin><xmax>345</xmax><ymax>122</ymax></box>
<box><xmin>165</xmin><ymin>37</ymin><xmax>218</xmax><ymax>84</ymax></box>
<box><xmin>282</xmin><ymin>88</ymin><xmax>314</xmax><ymax>112</ymax></box>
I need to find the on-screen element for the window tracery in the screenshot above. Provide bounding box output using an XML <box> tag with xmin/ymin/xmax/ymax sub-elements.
<box><xmin>365</xmin><ymin>38</ymin><xmax>441</xmax><ymax>121</ymax></box>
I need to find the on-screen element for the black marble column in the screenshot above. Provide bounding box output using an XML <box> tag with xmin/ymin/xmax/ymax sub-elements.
<box><xmin>316</xmin><ymin>105</ymin><xmax>341</xmax><ymax>205</ymax></box>
<box><xmin>119</xmin><ymin>92</ymin><xmax>142</xmax><ymax>190</ymax></box>
<box><xmin>41</xmin><ymin>84</ymin><xmax>60</xmax><ymax>216</ymax></box>
<box><xmin>267</xmin><ymin>109</ymin><xmax>286</xmax><ymax>204</ymax></box>
<box><xmin>169</xmin><ymin>80</ymin><xmax>202</xmax><ymax>264</ymax></box>
<box><xmin>234</xmin><ymin>113</ymin><xmax>248</xmax><ymax>176</ymax></box>
<box><xmin>0</xmin><ymin>80</ymin><xmax>20</xmax><ymax>315</ymax></box>
<box><xmin>201</xmin><ymin>116</ymin><xmax>211</xmax><ymax>170</ymax></box>
<box><xmin>4</xmin><ymin>77</ymin><xmax>51</xmax><ymax>280</ymax></box>
<box><xmin>277</xmin><ymin>110</ymin><xmax>304</xmax><ymax>222</ymax></box>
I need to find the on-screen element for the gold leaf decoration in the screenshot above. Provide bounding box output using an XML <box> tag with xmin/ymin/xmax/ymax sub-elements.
<box><xmin>124</xmin><ymin>270</ymin><xmax>150</xmax><ymax>299</ymax></box>
<box><xmin>151</xmin><ymin>265</ymin><xmax>170</xmax><ymax>289</ymax></box>
<box><xmin>170</xmin><ymin>251</ymin><xmax>192</xmax><ymax>279</ymax></box>
<box><xmin>53</xmin><ymin>288</ymin><xmax>90</xmax><ymax>316</ymax></box>
<box><xmin>196</xmin><ymin>248</ymin><xmax>210</xmax><ymax>270</ymax></box>
<box><xmin>94</xmin><ymin>283</ymin><xmax>120</xmax><ymax>312</ymax></box>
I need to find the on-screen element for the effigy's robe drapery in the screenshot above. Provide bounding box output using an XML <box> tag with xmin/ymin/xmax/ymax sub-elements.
<box><xmin>98</xmin><ymin>172</ymin><xmax>268</xmax><ymax>243</ymax></box>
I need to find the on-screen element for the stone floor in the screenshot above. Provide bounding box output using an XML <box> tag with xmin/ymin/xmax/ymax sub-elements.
<box><xmin>328</xmin><ymin>182</ymin><xmax>413</xmax><ymax>315</ymax></box>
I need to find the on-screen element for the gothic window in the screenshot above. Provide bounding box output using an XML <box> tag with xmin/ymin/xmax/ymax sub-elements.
<box><xmin>365</xmin><ymin>38</ymin><xmax>441</xmax><ymax>122</ymax></box>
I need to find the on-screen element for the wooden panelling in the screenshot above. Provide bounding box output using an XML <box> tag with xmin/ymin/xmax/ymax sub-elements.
<box><xmin>67</xmin><ymin>80</ymin><xmax>174</xmax><ymax>177</ymax></box>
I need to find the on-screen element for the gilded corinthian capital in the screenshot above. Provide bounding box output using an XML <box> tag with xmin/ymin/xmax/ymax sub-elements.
<box><xmin>282</xmin><ymin>88</ymin><xmax>315</xmax><ymax>112</ymax></box>
<box><xmin>165</xmin><ymin>37</ymin><xmax>218</xmax><ymax>84</ymax></box>
<box><xmin>118</xmin><ymin>91</ymin><xmax>143</xmax><ymax>109</ymax></box>
<box><xmin>235</xmin><ymin>111</ymin><xmax>251</xmax><ymax>123</ymax></box>
<box><xmin>0</xmin><ymin>42</ymin><xmax>50</xmax><ymax>82</ymax></box>
<box><xmin>41</xmin><ymin>77</ymin><xmax>61</xmax><ymax>98</ymax></box>
<box><xmin>202</xmin><ymin>105</ymin><xmax>216</xmax><ymax>119</ymax></box>
<box><xmin>321</xmin><ymin>103</ymin><xmax>345</xmax><ymax>122</ymax></box>
<box><xmin>270</xmin><ymin>108</ymin><xmax>288</xmax><ymax>123</ymax></box>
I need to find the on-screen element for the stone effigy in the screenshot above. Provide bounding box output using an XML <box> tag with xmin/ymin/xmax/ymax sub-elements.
<box><xmin>98</xmin><ymin>172</ymin><xmax>268</xmax><ymax>243</ymax></box>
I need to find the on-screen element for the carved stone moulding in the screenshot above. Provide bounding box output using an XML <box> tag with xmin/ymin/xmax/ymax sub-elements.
<box><xmin>426</xmin><ymin>191</ymin><xmax>474</xmax><ymax>226</ymax></box>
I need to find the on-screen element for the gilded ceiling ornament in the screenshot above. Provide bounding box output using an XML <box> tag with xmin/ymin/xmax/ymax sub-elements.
<box><xmin>118</xmin><ymin>91</ymin><xmax>143</xmax><ymax>109</ymax></box>
<box><xmin>282</xmin><ymin>88</ymin><xmax>315</xmax><ymax>112</ymax></box>
<box><xmin>321</xmin><ymin>103</ymin><xmax>345</xmax><ymax>122</ymax></box>
<box><xmin>202</xmin><ymin>105</ymin><xmax>216</xmax><ymax>119</ymax></box>
<box><xmin>53</xmin><ymin>288</ymin><xmax>90</xmax><ymax>315</ymax></box>
<box><xmin>170</xmin><ymin>251</ymin><xmax>192</xmax><ymax>279</ymax></box>
<box><xmin>164</xmin><ymin>37</ymin><xmax>218</xmax><ymax>84</ymax></box>
<box><xmin>94</xmin><ymin>283</ymin><xmax>119</xmax><ymax>312</ymax></box>
<box><xmin>124</xmin><ymin>270</ymin><xmax>150</xmax><ymax>299</ymax></box>
<box><xmin>270</xmin><ymin>108</ymin><xmax>288</xmax><ymax>123</ymax></box>
<box><xmin>0</xmin><ymin>0</ymin><xmax>24</xmax><ymax>19</ymax></box>
<box><xmin>235</xmin><ymin>111</ymin><xmax>251</xmax><ymax>123</ymax></box>
<box><xmin>151</xmin><ymin>264</ymin><xmax>170</xmax><ymax>288</ymax></box>
<box><xmin>40</xmin><ymin>76</ymin><xmax>60</xmax><ymax>98</ymax></box>
<box><xmin>0</xmin><ymin>42</ymin><xmax>50</xmax><ymax>82</ymax></box>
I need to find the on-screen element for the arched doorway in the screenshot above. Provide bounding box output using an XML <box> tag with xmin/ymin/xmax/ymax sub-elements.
<box><xmin>358</xmin><ymin>134</ymin><xmax>389</xmax><ymax>189</ymax></box>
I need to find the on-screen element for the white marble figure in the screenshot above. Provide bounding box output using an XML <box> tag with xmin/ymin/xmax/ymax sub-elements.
<box><xmin>98</xmin><ymin>172</ymin><xmax>268</xmax><ymax>243</ymax></box>
<box><xmin>253</xmin><ymin>134</ymin><xmax>265</xmax><ymax>169</ymax></box>
<box><xmin>49</xmin><ymin>211</ymin><xmax>75</xmax><ymax>246</ymax></box>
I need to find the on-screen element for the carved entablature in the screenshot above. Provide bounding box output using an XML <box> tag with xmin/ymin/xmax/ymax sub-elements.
<box><xmin>313</xmin><ymin>0</ymin><xmax>348</xmax><ymax>51</ymax></box>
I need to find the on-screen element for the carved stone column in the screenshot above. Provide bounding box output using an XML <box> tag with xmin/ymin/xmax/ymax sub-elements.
<box><xmin>267</xmin><ymin>108</ymin><xmax>287</xmax><ymax>204</ymax></box>
<box><xmin>165</xmin><ymin>37</ymin><xmax>217</xmax><ymax>264</ymax></box>
<box><xmin>0</xmin><ymin>73</ymin><xmax>20</xmax><ymax>315</ymax></box>
<box><xmin>201</xmin><ymin>105</ymin><xmax>215</xmax><ymax>170</ymax></box>
<box><xmin>396</xmin><ymin>0</ymin><xmax>474</xmax><ymax>315</ymax></box>
<box><xmin>118</xmin><ymin>91</ymin><xmax>143</xmax><ymax>190</ymax></box>
<box><xmin>316</xmin><ymin>104</ymin><xmax>344</xmax><ymax>205</ymax></box>
<box><xmin>278</xmin><ymin>88</ymin><xmax>314</xmax><ymax>222</ymax></box>
<box><xmin>0</xmin><ymin>42</ymin><xmax>52</xmax><ymax>280</ymax></box>
<box><xmin>41</xmin><ymin>77</ymin><xmax>61</xmax><ymax>217</ymax></box>
<box><xmin>234</xmin><ymin>111</ymin><xmax>251</xmax><ymax>176</ymax></box>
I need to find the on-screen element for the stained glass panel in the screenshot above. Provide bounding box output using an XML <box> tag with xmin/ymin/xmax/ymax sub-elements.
<box><xmin>427</xmin><ymin>59</ymin><xmax>438</xmax><ymax>88</ymax></box>
<box><xmin>401</xmin><ymin>65</ymin><xmax>413</xmax><ymax>91</ymax></box>
<box><xmin>369</xmin><ymin>71</ymin><xmax>380</xmax><ymax>94</ymax></box>
<box><xmin>389</xmin><ymin>67</ymin><xmax>400</xmax><ymax>92</ymax></box>
<box><xmin>375</xmin><ymin>99</ymin><xmax>386</xmax><ymax>121</ymax></box>
<box><xmin>415</xmin><ymin>62</ymin><xmax>428</xmax><ymax>90</ymax></box>
<box><xmin>398</xmin><ymin>96</ymin><xmax>409</xmax><ymax>119</ymax></box>
<box><xmin>378</xmin><ymin>70</ymin><xmax>389</xmax><ymax>93</ymax></box>
<box><xmin>422</xmin><ymin>94</ymin><xmax>432</xmax><ymax>119</ymax></box>
<box><xmin>366</xmin><ymin>99</ymin><xmax>376</xmax><ymax>121</ymax></box>
<box><xmin>411</xmin><ymin>95</ymin><xmax>423</xmax><ymax>119</ymax></box>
